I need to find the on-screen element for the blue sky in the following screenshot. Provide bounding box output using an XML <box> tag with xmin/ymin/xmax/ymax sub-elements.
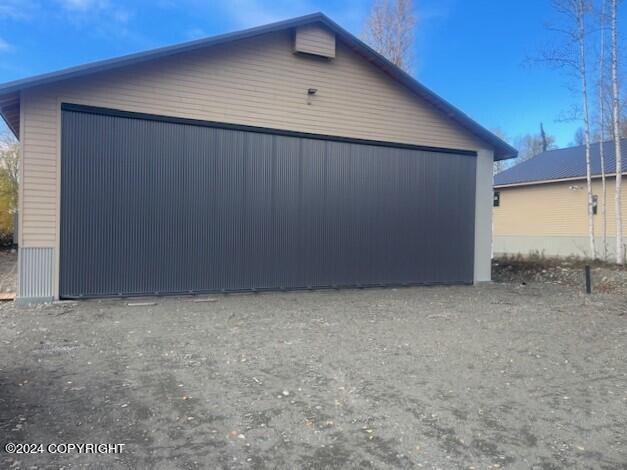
<box><xmin>0</xmin><ymin>0</ymin><xmax>624</xmax><ymax>147</ymax></box>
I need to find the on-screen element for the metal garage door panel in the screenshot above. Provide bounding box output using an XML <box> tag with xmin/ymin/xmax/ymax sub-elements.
<box><xmin>60</xmin><ymin>108</ymin><xmax>476</xmax><ymax>298</ymax></box>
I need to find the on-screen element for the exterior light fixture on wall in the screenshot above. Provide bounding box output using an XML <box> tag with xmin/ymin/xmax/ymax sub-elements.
<box><xmin>307</xmin><ymin>88</ymin><xmax>318</xmax><ymax>105</ymax></box>
<box><xmin>592</xmin><ymin>194</ymin><xmax>598</xmax><ymax>215</ymax></box>
<box><xmin>569</xmin><ymin>185</ymin><xmax>583</xmax><ymax>191</ymax></box>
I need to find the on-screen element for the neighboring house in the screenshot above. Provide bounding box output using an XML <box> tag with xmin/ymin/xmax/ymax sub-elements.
<box><xmin>494</xmin><ymin>139</ymin><xmax>627</xmax><ymax>259</ymax></box>
<box><xmin>0</xmin><ymin>13</ymin><xmax>515</xmax><ymax>303</ymax></box>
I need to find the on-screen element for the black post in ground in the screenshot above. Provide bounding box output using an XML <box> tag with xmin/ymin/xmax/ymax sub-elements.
<box><xmin>584</xmin><ymin>265</ymin><xmax>592</xmax><ymax>294</ymax></box>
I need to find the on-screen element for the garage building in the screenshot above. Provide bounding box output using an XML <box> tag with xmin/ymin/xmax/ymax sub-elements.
<box><xmin>0</xmin><ymin>13</ymin><xmax>516</xmax><ymax>302</ymax></box>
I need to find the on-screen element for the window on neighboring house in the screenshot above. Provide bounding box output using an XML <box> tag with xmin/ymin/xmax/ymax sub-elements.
<box><xmin>493</xmin><ymin>191</ymin><xmax>500</xmax><ymax>207</ymax></box>
<box><xmin>592</xmin><ymin>194</ymin><xmax>598</xmax><ymax>215</ymax></box>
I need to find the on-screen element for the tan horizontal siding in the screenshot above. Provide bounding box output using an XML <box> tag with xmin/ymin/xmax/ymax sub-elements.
<box><xmin>494</xmin><ymin>179</ymin><xmax>627</xmax><ymax>237</ymax></box>
<box><xmin>294</xmin><ymin>24</ymin><xmax>335</xmax><ymax>57</ymax></box>
<box><xmin>20</xmin><ymin>29</ymin><xmax>486</xmax><ymax>247</ymax></box>
<box><xmin>20</xmin><ymin>88</ymin><xmax>58</xmax><ymax>247</ymax></box>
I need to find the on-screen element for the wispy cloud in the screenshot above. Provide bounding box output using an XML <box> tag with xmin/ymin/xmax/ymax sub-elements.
<box><xmin>0</xmin><ymin>37</ymin><xmax>12</xmax><ymax>52</ymax></box>
<box><xmin>53</xmin><ymin>0</ymin><xmax>137</xmax><ymax>42</ymax></box>
<box><xmin>0</xmin><ymin>0</ymin><xmax>39</xmax><ymax>20</ymax></box>
<box><xmin>57</xmin><ymin>0</ymin><xmax>98</xmax><ymax>11</ymax></box>
<box><xmin>54</xmin><ymin>0</ymin><xmax>131</xmax><ymax>25</ymax></box>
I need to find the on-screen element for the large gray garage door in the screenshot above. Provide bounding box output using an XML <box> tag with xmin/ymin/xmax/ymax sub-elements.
<box><xmin>60</xmin><ymin>104</ymin><xmax>476</xmax><ymax>298</ymax></box>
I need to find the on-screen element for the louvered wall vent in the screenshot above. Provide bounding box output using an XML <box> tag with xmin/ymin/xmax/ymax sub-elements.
<box><xmin>293</xmin><ymin>24</ymin><xmax>336</xmax><ymax>58</ymax></box>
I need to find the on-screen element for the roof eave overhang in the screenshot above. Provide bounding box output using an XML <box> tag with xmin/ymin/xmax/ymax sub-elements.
<box><xmin>494</xmin><ymin>172</ymin><xmax>627</xmax><ymax>189</ymax></box>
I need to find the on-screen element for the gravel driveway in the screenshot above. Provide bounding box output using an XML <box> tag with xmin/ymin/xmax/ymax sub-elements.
<box><xmin>0</xmin><ymin>283</ymin><xmax>625</xmax><ymax>469</ymax></box>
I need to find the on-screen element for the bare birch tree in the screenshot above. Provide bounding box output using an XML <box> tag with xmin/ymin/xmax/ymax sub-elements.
<box><xmin>577</xmin><ymin>0</ymin><xmax>597</xmax><ymax>259</ymax></box>
<box><xmin>363</xmin><ymin>0</ymin><xmax>416</xmax><ymax>72</ymax></box>
<box><xmin>610</xmin><ymin>0</ymin><xmax>624</xmax><ymax>263</ymax></box>
<box><xmin>597</xmin><ymin>0</ymin><xmax>609</xmax><ymax>260</ymax></box>
<box><xmin>538</xmin><ymin>0</ymin><xmax>596</xmax><ymax>259</ymax></box>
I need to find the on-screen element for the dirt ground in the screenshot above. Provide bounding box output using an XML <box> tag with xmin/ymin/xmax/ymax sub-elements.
<box><xmin>493</xmin><ymin>256</ymin><xmax>627</xmax><ymax>296</ymax></box>
<box><xmin>0</xmin><ymin>264</ymin><xmax>626</xmax><ymax>469</ymax></box>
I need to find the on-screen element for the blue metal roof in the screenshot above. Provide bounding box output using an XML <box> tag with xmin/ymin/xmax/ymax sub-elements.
<box><xmin>0</xmin><ymin>12</ymin><xmax>516</xmax><ymax>160</ymax></box>
<box><xmin>494</xmin><ymin>139</ymin><xmax>627</xmax><ymax>187</ymax></box>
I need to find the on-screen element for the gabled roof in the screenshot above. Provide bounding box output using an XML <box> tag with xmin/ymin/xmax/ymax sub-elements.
<box><xmin>0</xmin><ymin>12</ymin><xmax>516</xmax><ymax>160</ymax></box>
<box><xmin>494</xmin><ymin>139</ymin><xmax>627</xmax><ymax>187</ymax></box>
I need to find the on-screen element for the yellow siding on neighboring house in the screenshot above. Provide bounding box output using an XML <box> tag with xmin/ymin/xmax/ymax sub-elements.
<box><xmin>294</xmin><ymin>24</ymin><xmax>336</xmax><ymax>58</ymax></box>
<box><xmin>494</xmin><ymin>178</ymin><xmax>627</xmax><ymax>237</ymax></box>
<box><xmin>20</xmin><ymin>29</ymin><xmax>485</xmax><ymax>248</ymax></box>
